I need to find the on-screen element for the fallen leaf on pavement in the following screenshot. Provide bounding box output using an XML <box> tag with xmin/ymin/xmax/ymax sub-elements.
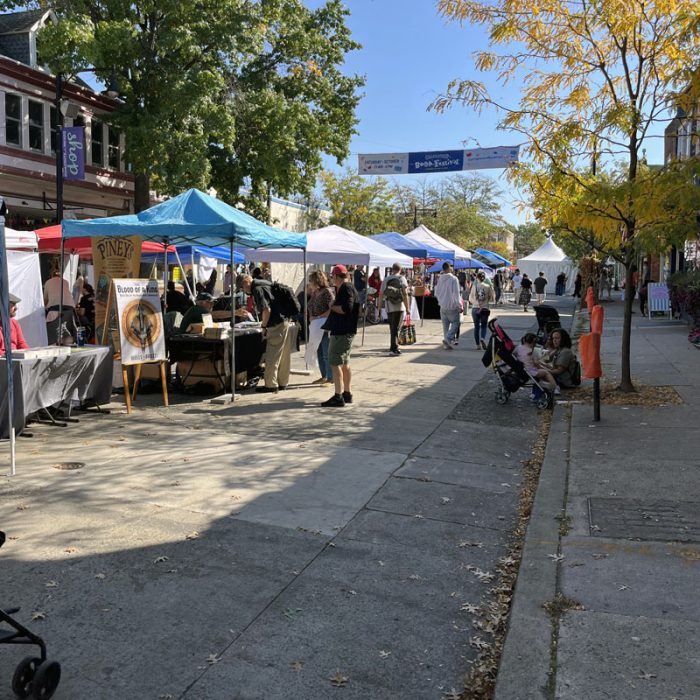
<box><xmin>31</xmin><ymin>611</ymin><xmax>46</xmax><ymax>621</ymax></box>
<box><xmin>329</xmin><ymin>671</ymin><xmax>348</xmax><ymax>687</ymax></box>
<box><xmin>206</xmin><ymin>654</ymin><xmax>220</xmax><ymax>665</ymax></box>
<box><xmin>45</xmin><ymin>580</ymin><xmax>59</xmax><ymax>588</ymax></box>
<box><xmin>378</xmin><ymin>650</ymin><xmax>391</xmax><ymax>658</ymax></box>
<box><xmin>153</xmin><ymin>556</ymin><xmax>169</xmax><ymax>564</ymax></box>
<box><xmin>289</xmin><ymin>660</ymin><xmax>304</xmax><ymax>672</ymax></box>
<box><xmin>185</xmin><ymin>531</ymin><xmax>200</xmax><ymax>540</ymax></box>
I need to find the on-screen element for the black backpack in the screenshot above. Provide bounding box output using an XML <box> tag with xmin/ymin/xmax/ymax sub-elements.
<box><xmin>570</xmin><ymin>358</ymin><xmax>582</xmax><ymax>386</ymax></box>
<box><xmin>271</xmin><ymin>281</ymin><xmax>302</xmax><ymax>318</ymax></box>
<box><xmin>384</xmin><ymin>278</ymin><xmax>404</xmax><ymax>304</ymax></box>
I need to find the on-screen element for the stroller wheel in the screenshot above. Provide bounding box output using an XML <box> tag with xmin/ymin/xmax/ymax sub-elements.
<box><xmin>30</xmin><ymin>660</ymin><xmax>61</xmax><ymax>700</ymax></box>
<box><xmin>495</xmin><ymin>389</ymin><xmax>509</xmax><ymax>405</ymax></box>
<box><xmin>536</xmin><ymin>392</ymin><xmax>553</xmax><ymax>410</ymax></box>
<box><xmin>12</xmin><ymin>657</ymin><xmax>41</xmax><ymax>698</ymax></box>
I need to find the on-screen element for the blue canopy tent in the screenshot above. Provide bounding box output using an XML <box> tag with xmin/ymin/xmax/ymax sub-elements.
<box><xmin>427</xmin><ymin>258</ymin><xmax>493</xmax><ymax>273</ymax></box>
<box><xmin>140</xmin><ymin>244</ymin><xmax>245</xmax><ymax>299</ymax></box>
<box><xmin>473</xmin><ymin>247</ymin><xmax>512</xmax><ymax>267</ymax></box>
<box><xmin>369</xmin><ymin>232</ymin><xmax>448</xmax><ymax>260</ymax></box>
<box><xmin>61</xmin><ymin>189</ymin><xmax>307</xmax><ymax>404</ymax></box>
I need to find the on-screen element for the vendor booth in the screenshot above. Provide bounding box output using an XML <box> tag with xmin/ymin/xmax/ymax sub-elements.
<box><xmin>405</xmin><ymin>224</ymin><xmax>472</xmax><ymax>260</ymax></box>
<box><xmin>516</xmin><ymin>237</ymin><xmax>576</xmax><ymax>294</ymax></box>
<box><xmin>369</xmin><ymin>232</ymin><xmax>446</xmax><ymax>260</ymax></box>
<box><xmin>61</xmin><ymin>188</ymin><xmax>306</xmax><ymax>405</ymax></box>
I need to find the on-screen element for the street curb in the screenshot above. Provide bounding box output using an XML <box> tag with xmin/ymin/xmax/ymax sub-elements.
<box><xmin>494</xmin><ymin>304</ymin><xmax>579</xmax><ymax>700</ymax></box>
<box><xmin>493</xmin><ymin>405</ymin><xmax>570</xmax><ymax>700</ymax></box>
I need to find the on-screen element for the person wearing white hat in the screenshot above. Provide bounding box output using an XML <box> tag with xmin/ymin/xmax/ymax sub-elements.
<box><xmin>0</xmin><ymin>293</ymin><xmax>30</xmax><ymax>356</ymax></box>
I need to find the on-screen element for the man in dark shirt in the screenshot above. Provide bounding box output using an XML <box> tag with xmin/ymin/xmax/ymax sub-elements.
<box><xmin>177</xmin><ymin>291</ymin><xmax>214</xmax><ymax>333</ymax></box>
<box><xmin>241</xmin><ymin>275</ymin><xmax>292</xmax><ymax>393</ymax></box>
<box><xmin>321</xmin><ymin>265</ymin><xmax>359</xmax><ymax>407</ymax></box>
<box><xmin>534</xmin><ymin>271</ymin><xmax>548</xmax><ymax>305</ymax></box>
<box><xmin>165</xmin><ymin>280</ymin><xmax>193</xmax><ymax>314</ymax></box>
<box><xmin>353</xmin><ymin>265</ymin><xmax>367</xmax><ymax>305</ymax></box>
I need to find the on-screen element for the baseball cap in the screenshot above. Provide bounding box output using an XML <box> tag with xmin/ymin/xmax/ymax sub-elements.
<box><xmin>196</xmin><ymin>291</ymin><xmax>214</xmax><ymax>302</ymax></box>
<box><xmin>331</xmin><ymin>264</ymin><xmax>348</xmax><ymax>277</ymax></box>
<box><xmin>9</xmin><ymin>293</ymin><xmax>21</xmax><ymax>304</ymax></box>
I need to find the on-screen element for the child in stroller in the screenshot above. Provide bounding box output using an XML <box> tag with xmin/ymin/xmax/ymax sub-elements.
<box><xmin>482</xmin><ymin>320</ymin><xmax>556</xmax><ymax>409</ymax></box>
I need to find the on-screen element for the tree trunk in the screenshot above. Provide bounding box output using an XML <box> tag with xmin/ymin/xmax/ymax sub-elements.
<box><xmin>134</xmin><ymin>172</ymin><xmax>151</xmax><ymax>213</ymax></box>
<box><xmin>619</xmin><ymin>247</ymin><xmax>635</xmax><ymax>392</ymax></box>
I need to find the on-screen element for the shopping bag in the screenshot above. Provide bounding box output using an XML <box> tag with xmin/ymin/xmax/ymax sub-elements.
<box><xmin>399</xmin><ymin>314</ymin><xmax>417</xmax><ymax>345</ymax></box>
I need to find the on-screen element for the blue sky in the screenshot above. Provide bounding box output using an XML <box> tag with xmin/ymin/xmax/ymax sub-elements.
<box><xmin>313</xmin><ymin>0</ymin><xmax>531</xmax><ymax>225</ymax></box>
<box><xmin>314</xmin><ymin>0</ymin><xmax>667</xmax><ymax>226</ymax></box>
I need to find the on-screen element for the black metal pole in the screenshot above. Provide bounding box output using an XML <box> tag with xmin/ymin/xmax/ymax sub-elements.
<box><xmin>593</xmin><ymin>377</ymin><xmax>601</xmax><ymax>421</ymax></box>
<box><xmin>55</xmin><ymin>72</ymin><xmax>64</xmax><ymax>225</ymax></box>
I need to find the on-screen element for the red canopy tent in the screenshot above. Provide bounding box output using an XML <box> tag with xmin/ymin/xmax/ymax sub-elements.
<box><xmin>34</xmin><ymin>225</ymin><xmax>175</xmax><ymax>257</ymax></box>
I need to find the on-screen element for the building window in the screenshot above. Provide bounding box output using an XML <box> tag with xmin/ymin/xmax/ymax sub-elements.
<box><xmin>108</xmin><ymin>126</ymin><xmax>120</xmax><ymax>169</ymax></box>
<box><xmin>5</xmin><ymin>93</ymin><xmax>22</xmax><ymax>147</ymax></box>
<box><xmin>91</xmin><ymin>118</ymin><xmax>103</xmax><ymax>166</ymax></box>
<box><xmin>50</xmin><ymin>106</ymin><xmax>58</xmax><ymax>153</ymax></box>
<box><xmin>28</xmin><ymin>99</ymin><xmax>44</xmax><ymax>151</ymax></box>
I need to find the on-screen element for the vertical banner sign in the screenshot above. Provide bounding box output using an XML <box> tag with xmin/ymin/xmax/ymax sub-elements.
<box><xmin>112</xmin><ymin>278</ymin><xmax>166</xmax><ymax>365</ymax></box>
<box><xmin>62</xmin><ymin>126</ymin><xmax>85</xmax><ymax>181</ymax></box>
<box><xmin>92</xmin><ymin>236</ymin><xmax>142</xmax><ymax>343</ymax></box>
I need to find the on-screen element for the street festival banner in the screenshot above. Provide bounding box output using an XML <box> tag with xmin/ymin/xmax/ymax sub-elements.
<box><xmin>112</xmin><ymin>278</ymin><xmax>166</xmax><ymax>365</ymax></box>
<box><xmin>62</xmin><ymin>126</ymin><xmax>85</xmax><ymax>181</ymax></box>
<box><xmin>358</xmin><ymin>146</ymin><xmax>520</xmax><ymax>175</ymax></box>
<box><xmin>92</xmin><ymin>236</ymin><xmax>142</xmax><ymax>343</ymax></box>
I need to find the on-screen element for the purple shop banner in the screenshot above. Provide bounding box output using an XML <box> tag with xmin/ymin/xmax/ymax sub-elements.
<box><xmin>62</xmin><ymin>126</ymin><xmax>85</xmax><ymax>181</ymax></box>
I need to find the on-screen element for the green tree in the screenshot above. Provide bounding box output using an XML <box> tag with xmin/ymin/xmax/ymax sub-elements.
<box><xmin>36</xmin><ymin>0</ymin><xmax>362</xmax><ymax>214</ymax></box>
<box><xmin>209</xmin><ymin>0</ymin><xmax>364</xmax><ymax>220</ymax></box>
<box><xmin>320</xmin><ymin>168</ymin><xmax>396</xmax><ymax>235</ymax></box>
<box><xmin>435</xmin><ymin>0</ymin><xmax>700</xmax><ymax>391</ymax></box>
<box><xmin>513</xmin><ymin>222</ymin><xmax>546</xmax><ymax>259</ymax></box>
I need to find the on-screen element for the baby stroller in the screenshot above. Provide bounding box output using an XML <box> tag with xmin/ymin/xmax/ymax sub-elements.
<box><xmin>0</xmin><ymin>532</ymin><xmax>62</xmax><ymax>699</ymax></box>
<box><xmin>534</xmin><ymin>305</ymin><xmax>560</xmax><ymax>345</ymax></box>
<box><xmin>481</xmin><ymin>319</ymin><xmax>554</xmax><ymax>409</ymax></box>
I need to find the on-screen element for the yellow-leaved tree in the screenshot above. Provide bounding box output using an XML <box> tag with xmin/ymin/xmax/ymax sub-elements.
<box><xmin>434</xmin><ymin>0</ymin><xmax>700</xmax><ymax>391</ymax></box>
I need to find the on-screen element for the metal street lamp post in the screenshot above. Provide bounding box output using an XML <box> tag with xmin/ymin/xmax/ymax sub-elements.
<box><xmin>54</xmin><ymin>69</ymin><xmax>120</xmax><ymax>345</ymax></box>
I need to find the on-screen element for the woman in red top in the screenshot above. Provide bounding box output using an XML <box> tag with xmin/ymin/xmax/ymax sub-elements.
<box><xmin>0</xmin><ymin>294</ymin><xmax>30</xmax><ymax>355</ymax></box>
<box><xmin>368</xmin><ymin>267</ymin><xmax>382</xmax><ymax>295</ymax></box>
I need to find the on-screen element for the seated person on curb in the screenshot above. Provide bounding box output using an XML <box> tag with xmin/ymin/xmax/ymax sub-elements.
<box><xmin>542</xmin><ymin>328</ymin><xmax>578</xmax><ymax>389</ymax></box>
<box><xmin>514</xmin><ymin>332</ymin><xmax>559</xmax><ymax>396</ymax></box>
<box><xmin>177</xmin><ymin>292</ymin><xmax>215</xmax><ymax>333</ymax></box>
<box><xmin>0</xmin><ymin>293</ymin><xmax>30</xmax><ymax>355</ymax></box>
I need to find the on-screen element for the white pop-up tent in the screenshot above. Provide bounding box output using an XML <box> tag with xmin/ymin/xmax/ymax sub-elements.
<box><xmin>516</xmin><ymin>237</ymin><xmax>577</xmax><ymax>294</ymax></box>
<box><xmin>6</xmin><ymin>228</ymin><xmax>47</xmax><ymax>348</ymax></box>
<box><xmin>244</xmin><ymin>225</ymin><xmax>413</xmax><ymax>269</ymax></box>
<box><xmin>404</xmin><ymin>224</ymin><xmax>472</xmax><ymax>260</ymax></box>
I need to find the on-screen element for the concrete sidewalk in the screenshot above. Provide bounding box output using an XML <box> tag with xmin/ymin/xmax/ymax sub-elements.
<box><xmin>496</xmin><ymin>299</ymin><xmax>700</xmax><ymax>699</ymax></box>
<box><xmin>1</xmin><ymin>301</ymin><xmax>567</xmax><ymax>700</ymax></box>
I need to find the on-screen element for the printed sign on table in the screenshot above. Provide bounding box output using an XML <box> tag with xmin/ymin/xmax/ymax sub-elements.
<box><xmin>112</xmin><ymin>278</ymin><xmax>165</xmax><ymax>365</ymax></box>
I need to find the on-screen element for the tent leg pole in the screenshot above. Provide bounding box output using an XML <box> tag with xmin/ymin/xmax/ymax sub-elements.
<box><xmin>303</xmin><ymin>249</ymin><xmax>308</xmax><ymax>369</ymax></box>
<box><xmin>0</xmin><ymin>218</ymin><xmax>17</xmax><ymax>476</ymax></box>
<box><xmin>57</xmin><ymin>238</ymin><xmax>65</xmax><ymax>345</ymax></box>
<box><xmin>230</xmin><ymin>240</ymin><xmax>236</xmax><ymax>403</ymax></box>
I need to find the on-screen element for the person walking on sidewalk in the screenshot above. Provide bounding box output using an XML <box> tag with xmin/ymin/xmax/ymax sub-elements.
<box><xmin>469</xmin><ymin>271</ymin><xmax>495</xmax><ymax>350</ymax></box>
<box><xmin>534</xmin><ymin>271</ymin><xmax>548</xmax><ymax>305</ymax></box>
<box><xmin>519</xmin><ymin>273</ymin><xmax>533</xmax><ymax>311</ymax></box>
<box><xmin>511</xmin><ymin>268</ymin><xmax>522</xmax><ymax>305</ymax></box>
<box><xmin>379</xmin><ymin>263</ymin><xmax>409</xmax><ymax>356</ymax></box>
<box><xmin>434</xmin><ymin>261</ymin><xmax>462</xmax><ymax>350</ymax></box>
<box><xmin>241</xmin><ymin>275</ymin><xmax>293</xmax><ymax>393</ymax></box>
<box><xmin>321</xmin><ymin>265</ymin><xmax>359</xmax><ymax>407</ymax></box>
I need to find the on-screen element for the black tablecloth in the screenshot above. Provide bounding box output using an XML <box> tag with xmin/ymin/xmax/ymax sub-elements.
<box><xmin>0</xmin><ymin>346</ymin><xmax>113</xmax><ymax>438</ymax></box>
<box><xmin>168</xmin><ymin>332</ymin><xmax>265</xmax><ymax>376</ymax></box>
<box><xmin>420</xmin><ymin>295</ymin><xmax>441</xmax><ymax>320</ymax></box>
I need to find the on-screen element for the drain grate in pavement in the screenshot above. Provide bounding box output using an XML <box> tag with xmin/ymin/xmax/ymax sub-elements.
<box><xmin>588</xmin><ymin>497</ymin><xmax>700</xmax><ymax>542</ymax></box>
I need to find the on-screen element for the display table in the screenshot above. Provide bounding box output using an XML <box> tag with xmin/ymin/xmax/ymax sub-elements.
<box><xmin>0</xmin><ymin>346</ymin><xmax>113</xmax><ymax>438</ymax></box>
<box><xmin>379</xmin><ymin>296</ymin><xmax>421</xmax><ymax>322</ymax></box>
<box><xmin>168</xmin><ymin>330</ymin><xmax>265</xmax><ymax>392</ymax></box>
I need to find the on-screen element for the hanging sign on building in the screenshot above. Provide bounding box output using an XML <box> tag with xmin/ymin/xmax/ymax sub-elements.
<box><xmin>62</xmin><ymin>126</ymin><xmax>85</xmax><ymax>181</ymax></box>
<box><xmin>358</xmin><ymin>146</ymin><xmax>519</xmax><ymax>175</ymax></box>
